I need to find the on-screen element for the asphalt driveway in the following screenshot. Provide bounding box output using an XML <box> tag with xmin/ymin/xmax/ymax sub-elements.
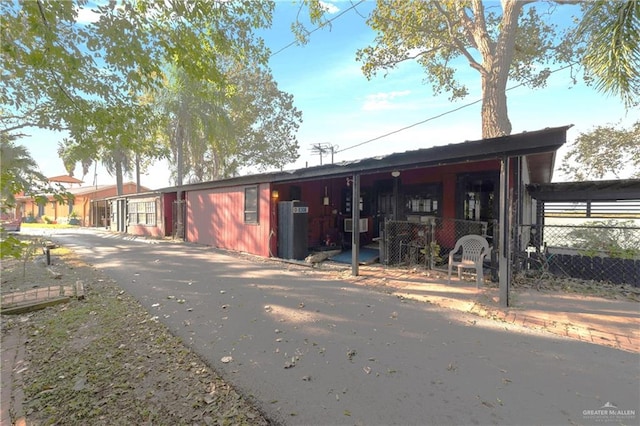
<box><xmin>34</xmin><ymin>228</ymin><xmax>640</xmax><ymax>425</ymax></box>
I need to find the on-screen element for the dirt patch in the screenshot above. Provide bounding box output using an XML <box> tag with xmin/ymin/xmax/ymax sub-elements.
<box><xmin>1</xmin><ymin>236</ymin><xmax>270</xmax><ymax>425</ymax></box>
<box><xmin>511</xmin><ymin>273</ymin><xmax>640</xmax><ymax>301</ymax></box>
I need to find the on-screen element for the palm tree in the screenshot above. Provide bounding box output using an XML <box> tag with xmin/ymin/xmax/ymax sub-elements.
<box><xmin>99</xmin><ymin>142</ymin><xmax>135</xmax><ymax>196</ymax></box>
<box><xmin>159</xmin><ymin>66</ymin><xmax>233</xmax><ymax>186</ymax></box>
<box><xmin>58</xmin><ymin>140</ymin><xmax>136</xmax><ymax>196</ymax></box>
<box><xmin>0</xmin><ymin>134</ymin><xmax>47</xmax><ymax>209</ymax></box>
<box><xmin>579</xmin><ymin>1</ymin><xmax>640</xmax><ymax>108</ymax></box>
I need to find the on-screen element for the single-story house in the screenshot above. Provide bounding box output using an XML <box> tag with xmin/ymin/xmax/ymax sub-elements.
<box><xmin>16</xmin><ymin>178</ymin><xmax>148</xmax><ymax>226</ymax></box>
<box><xmin>95</xmin><ymin>126</ymin><xmax>572</xmax><ymax>305</ymax></box>
<box><xmin>92</xmin><ymin>190</ymin><xmax>177</xmax><ymax>237</ymax></box>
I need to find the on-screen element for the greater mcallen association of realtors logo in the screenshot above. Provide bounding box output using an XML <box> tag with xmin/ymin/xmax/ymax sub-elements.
<box><xmin>583</xmin><ymin>402</ymin><xmax>636</xmax><ymax>423</ymax></box>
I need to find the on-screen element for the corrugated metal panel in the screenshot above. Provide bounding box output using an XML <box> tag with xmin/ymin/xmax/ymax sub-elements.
<box><xmin>528</xmin><ymin>179</ymin><xmax>640</xmax><ymax>201</ymax></box>
<box><xmin>186</xmin><ymin>183</ymin><xmax>272</xmax><ymax>257</ymax></box>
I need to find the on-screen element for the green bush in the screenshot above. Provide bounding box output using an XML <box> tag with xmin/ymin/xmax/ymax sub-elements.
<box><xmin>567</xmin><ymin>220</ymin><xmax>640</xmax><ymax>259</ymax></box>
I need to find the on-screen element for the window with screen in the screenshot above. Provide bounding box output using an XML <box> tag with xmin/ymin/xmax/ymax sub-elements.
<box><xmin>128</xmin><ymin>201</ymin><xmax>157</xmax><ymax>226</ymax></box>
<box><xmin>244</xmin><ymin>186</ymin><xmax>258</xmax><ymax>224</ymax></box>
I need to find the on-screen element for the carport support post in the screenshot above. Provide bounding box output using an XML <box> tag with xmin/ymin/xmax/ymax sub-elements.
<box><xmin>499</xmin><ymin>156</ymin><xmax>511</xmax><ymax>307</ymax></box>
<box><xmin>351</xmin><ymin>173</ymin><xmax>360</xmax><ymax>276</ymax></box>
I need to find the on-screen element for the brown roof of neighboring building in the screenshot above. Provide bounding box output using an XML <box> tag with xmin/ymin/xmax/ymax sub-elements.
<box><xmin>15</xmin><ymin>182</ymin><xmax>151</xmax><ymax>200</ymax></box>
<box><xmin>48</xmin><ymin>175</ymin><xmax>84</xmax><ymax>184</ymax></box>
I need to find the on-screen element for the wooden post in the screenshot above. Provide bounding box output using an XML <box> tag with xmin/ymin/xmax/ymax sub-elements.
<box><xmin>499</xmin><ymin>156</ymin><xmax>511</xmax><ymax>307</ymax></box>
<box><xmin>351</xmin><ymin>174</ymin><xmax>360</xmax><ymax>276</ymax></box>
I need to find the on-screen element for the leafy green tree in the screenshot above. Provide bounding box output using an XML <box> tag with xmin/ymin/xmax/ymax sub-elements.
<box><xmin>0</xmin><ymin>136</ymin><xmax>70</xmax><ymax>259</ymax></box>
<box><xmin>1</xmin><ymin>135</ymin><xmax>48</xmax><ymax>209</ymax></box>
<box><xmin>2</xmin><ymin>0</ymin><xmax>275</xmax><ymax>176</ymax></box>
<box><xmin>0</xmin><ymin>134</ymin><xmax>71</xmax><ymax>208</ymax></box>
<box><xmin>155</xmin><ymin>67</ymin><xmax>233</xmax><ymax>185</ymax></box>
<box><xmin>57</xmin><ymin>102</ymin><xmax>167</xmax><ymax>194</ymax></box>
<box><xmin>565</xmin><ymin>220</ymin><xmax>640</xmax><ymax>259</ymax></box>
<box><xmin>303</xmin><ymin>1</ymin><xmax>637</xmax><ymax>138</ymax></box>
<box><xmin>560</xmin><ymin>121</ymin><xmax>640</xmax><ymax>180</ymax></box>
<box><xmin>577</xmin><ymin>1</ymin><xmax>640</xmax><ymax>109</ymax></box>
<box><xmin>157</xmin><ymin>62</ymin><xmax>301</xmax><ymax>185</ymax></box>
<box><xmin>228</xmin><ymin>63</ymin><xmax>302</xmax><ymax>177</ymax></box>
<box><xmin>351</xmin><ymin>0</ymin><xmax>579</xmax><ymax>138</ymax></box>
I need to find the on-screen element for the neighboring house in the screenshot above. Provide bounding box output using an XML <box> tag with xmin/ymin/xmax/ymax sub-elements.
<box><xmin>16</xmin><ymin>178</ymin><xmax>149</xmax><ymax>226</ymax></box>
<box><xmin>94</xmin><ymin>191</ymin><xmax>176</xmax><ymax>237</ymax></box>
<box><xmin>109</xmin><ymin>126</ymin><xmax>569</xmax><ymax>266</ymax></box>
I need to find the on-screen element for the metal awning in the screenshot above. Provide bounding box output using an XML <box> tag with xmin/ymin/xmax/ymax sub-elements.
<box><xmin>158</xmin><ymin>125</ymin><xmax>572</xmax><ymax>193</ymax></box>
<box><xmin>528</xmin><ymin>179</ymin><xmax>640</xmax><ymax>202</ymax></box>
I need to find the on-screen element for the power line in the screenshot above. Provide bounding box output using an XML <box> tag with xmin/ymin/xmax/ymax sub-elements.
<box><xmin>310</xmin><ymin>142</ymin><xmax>337</xmax><ymax>165</ymax></box>
<box><xmin>336</xmin><ymin>62</ymin><xmax>579</xmax><ymax>154</ymax></box>
<box><xmin>271</xmin><ymin>3</ymin><xmax>579</xmax><ymax>156</ymax></box>
<box><xmin>336</xmin><ymin>98</ymin><xmax>482</xmax><ymax>154</ymax></box>
<box><xmin>270</xmin><ymin>0</ymin><xmax>367</xmax><ymax>58</ymax></box>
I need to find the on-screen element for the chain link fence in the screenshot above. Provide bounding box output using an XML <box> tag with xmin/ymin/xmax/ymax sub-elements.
<box><xmin>382</xmin><ymin>218</ymin><xmax>490</xmax><ymax>270</ymax></box>
<box><xmin>516</xmin><ymin>220</ymin><xmax>640</xmax><ymax>287</ymax></box>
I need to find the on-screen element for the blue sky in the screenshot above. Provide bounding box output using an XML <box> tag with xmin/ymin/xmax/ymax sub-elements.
<box><xmin>20</xmin><ymin>0</ymin><xmax>637</xmax><ymax>189</ymax></box>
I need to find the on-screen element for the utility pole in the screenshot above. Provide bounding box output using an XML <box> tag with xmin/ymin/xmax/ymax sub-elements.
<box><xmin>310</xmin><ymin>143</ymin><xmax>337</xmax><ymax>165</ymax></box>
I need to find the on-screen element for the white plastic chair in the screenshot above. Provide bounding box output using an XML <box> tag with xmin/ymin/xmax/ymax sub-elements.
<box><xmin>447</xmin><ymin>235</ymin><xmax>490</xmax><ymax>288</ymax></box>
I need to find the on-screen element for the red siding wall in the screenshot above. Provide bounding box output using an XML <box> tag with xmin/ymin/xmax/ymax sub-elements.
<box><xmin>128</xmin><ymin>224</ymin><xmax>164</xmax><ymax>238</ymax></box>
<box><xmin>186</xmin><ymin>183</ymin><xmax>272</xmax><ymax>257</ymax></box>
<box><xmin>163</xmin><ymin>192</ymin><xmax>177</xmax><ymax>237</ymax></box>
<box><xmin>272</xmin><ymin>160</ymin><xmax>502</xmax><ymax>248</ymax></box>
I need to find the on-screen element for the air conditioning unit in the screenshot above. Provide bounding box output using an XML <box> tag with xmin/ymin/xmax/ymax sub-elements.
<box><xmin>344</xmin><ymin>218</ymin><xmax>368</xmax><ymax>233</ymax></box>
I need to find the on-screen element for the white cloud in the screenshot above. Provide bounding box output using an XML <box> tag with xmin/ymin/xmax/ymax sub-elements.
<box><xmin>319</xmin><ymin>1</ymin><xmax>340</xmax><ymax>14</ymax></box>
<box><xmin>362</xmin><ymin>90</ymin><xmax>412</xmax><ymax>111</ymax></box>
<box><xmin>76</xmin><ymin>6</ymin><xmax>101</xmax><ymax>24</ymax></box>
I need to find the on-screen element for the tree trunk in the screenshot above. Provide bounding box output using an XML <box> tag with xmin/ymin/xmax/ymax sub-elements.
<box><xmin>481</xmin><ymin>71</ymin><xmax>512</xmax><ymax>138</ymax></box>
<box><xmin>115</xmin><ymin>158</ymin><xmax>124</xmax><ymax>196</ymax></box>
<box><xmin>473</xmin><ymin>0</ymin><xmax>523</xmax><ymax>138</ymax></box>
<box><xmin>135</xmin><ymin>153</ymin><xmax>140</xmax><ymax>193</ymax></box>
<box><xmin>175</xmin><ymin>122</ymin><xmax>184</xmax><ymax>239</ymax></box>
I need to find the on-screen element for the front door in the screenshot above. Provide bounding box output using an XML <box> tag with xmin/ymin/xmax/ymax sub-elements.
<box><xmin>374</xmin><ymin>178</ymin><xmax>398</xmax><ymax>237</ymax></box>
<box><xmin>457</xmin><ymin>172</ymin><xmax>499</xmax><ymax>238</ymax></box>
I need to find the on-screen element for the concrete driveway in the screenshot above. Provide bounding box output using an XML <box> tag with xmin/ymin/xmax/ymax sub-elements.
<box><xmin>32</xmin><ymin>228</ymin><xmax>640</xmax><ymax>425</ymax></box>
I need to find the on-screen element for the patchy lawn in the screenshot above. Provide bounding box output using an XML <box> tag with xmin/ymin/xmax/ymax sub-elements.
<box><xmin>1</xmin><ymin>236</ymin><xmax>270</xmax><ymax>425</ymax></box>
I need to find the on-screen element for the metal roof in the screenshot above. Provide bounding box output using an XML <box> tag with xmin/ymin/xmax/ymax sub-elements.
<box><xmin>158</xmin><ymin>125</ymin><xmax>572</xmax><ymax>193</ymax></box>
<box><xmin>528</xmin><ymin>179</ymin><xmax>640</xmax><ymax>201</ymax></box>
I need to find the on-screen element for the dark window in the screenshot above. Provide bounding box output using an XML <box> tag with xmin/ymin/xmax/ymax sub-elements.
<box><xmin>400</xmin><ymin>183</ymin><xmax>443</xmax><ymax>219</ymax></box>
<box><xmin>456</xmin><ymin>172</ymin><xmax>498</xmax><ymax>222</ymax></box>
<box><xmin>244</xmin><ymin>186</ymin><xmax>259</xmax><ymax>224</ymax></box>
